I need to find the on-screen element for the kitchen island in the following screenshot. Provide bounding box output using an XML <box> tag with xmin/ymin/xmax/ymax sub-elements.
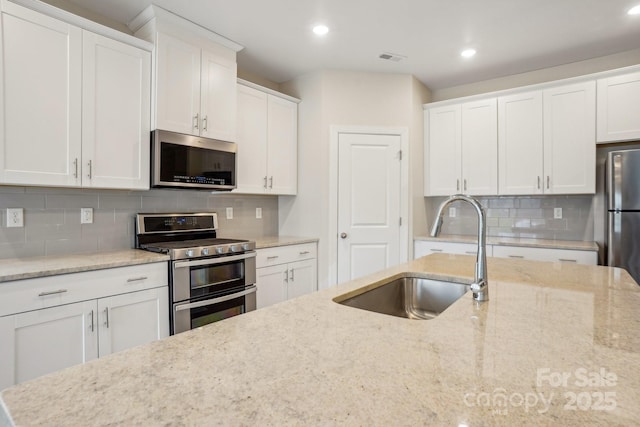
<box><xmin>1</xmin><ymin>254</ymin><xmax>639</xmax><ymax>426</ymax></box>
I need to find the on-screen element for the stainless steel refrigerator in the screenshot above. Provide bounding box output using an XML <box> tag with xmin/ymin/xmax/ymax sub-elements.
<box><xmin>607</xmin><ymin>148</ymin><xmax>640</xmax><ymax>285</ymax></box>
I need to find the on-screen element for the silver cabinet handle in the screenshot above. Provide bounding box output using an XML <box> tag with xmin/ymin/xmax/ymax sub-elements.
<box><xmin>267</xmin><ymin>255</ymin><xmax>279</xmax><ymax>260</ymax></box>
<box><xmin>340</xmin><ymin>232</ymin><xmax>348</xmax><ymax>239</ymax></box>
<box><xmin>299</xmin><ymin>251</ymin><xmax>310</xmax><ymax>255</ymax></box>
<box><xmin>104</xmin><ymin>307</ymin><xmax>109</xmax><ymax>328</ymax></box>
<box><xmin>73</xmin><ymin>158</ymin><xmax>78</xmax><ymax>178</ymax></box>
<box><xmin>89</xmin><ymin>310</ymin><xmax>94</xmax><ymax>332</ymax></box>
<box><xmin>193</xmin><ymin>113</ymin><xmax>199</xmax><ymax>129</ymax></box>
<box><xmin>508</xmin><ymin>255</ymin><xmax>524</xmax><ymax>259</ymax></box>
<box><xmin>456</xmin><ymin>179</ymin><xmax>460</xmax><ymax>191</ymax></box>
<box><xmin>290</xmin><ymin>268</ymin><xmax>295</xmax><ymax>281</ymax></box>
<box><xmin>430</xmin><ymin>248</ymin><xmax>443</xmax><ymax>252</ymax></box>
<box><xmin>464</xmin><ymin>179</ymin><xmax>467</xmax><ymax>192</ymax></box>
<box><xmin>263</xmin><ymin>176</ymin><xmax>268</xmax><ymax>189</ymax></box>
<box><xmin>126</xmin><ymin>276</ymin><xmax>148</xmax><ymax>283</ymax></box>
<box><xmin>284</xmin><ymin>269</ymin><xmax>289</xmax><ymax>283</ymax></box>
<box><xmin>38</xmin><ymin>289</ymin><xmax>68</xmax><ymax>297</ymax></box>
<box><xmin>547</xmin><ymin>176</ymin><xmax>550</xmax><ymax>189</ymax></box>
<box><xmin>87</xmin><ymin>160</ymin><xmax>92</xmax><ymax>179</ymax></box>
<box><xmin>269</xmin><ymin>176</ymin><xmax>273</xmax><ymax>189</ymax></box>
<box><xmin>203</xmin><ymin>115</ymin><xmax>208</xmax><ymax>131</ymax></box>
<box><xmin>537</xmin><ymin>176</ymin><xmax>541</xmax><ymax>190</ymax></box>
<box><xmin>464</xmin><ymin>251</ymin><xmax>476</xmax><ymax>255</ymax></box>
<box><xmin>558</xmin><ymin>258</ymin><xmax>577</xmax><ymax>263</ymax></box>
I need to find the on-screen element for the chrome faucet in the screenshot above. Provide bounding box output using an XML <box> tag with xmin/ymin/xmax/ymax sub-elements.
<box><xmin>430</xmin><ymin>194</ymin><xmax>489</xmax><ymax>302</ymax></box>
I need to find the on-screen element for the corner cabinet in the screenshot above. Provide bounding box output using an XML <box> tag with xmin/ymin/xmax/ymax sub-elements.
<box><xmin>0</xmin><ymin>1</ymin><xmax>151</xmax><ymax>190</ymax></box>
<box><xmin>424</xmin><ymin>98</ymin><xmax>498</xmax><ymax>196</ymax></box>
<box><xmin>497</xmin><ymin>81</ymin><xmax>595</xmax><ymax>195</ymax></box>
<box><xmin>596</xmin><ymin>70</ymin><xmax>640</xmax><ymax>143</ymax></box>
<box><xmin>255</xmin><ymin>242</ymin><xmax>317</xmax><ymax>309</ymax></box>
<box><xmin>131</xmin><ymin>5</ymin><xmax>242</xmax><ymax>142</ymax></box>
<box><xmin>236</xmin><ymin>81</ymin><xmax>299</xmax><ymax>195</ymax></box>
<box><xmin>0</xmin><ymin>262</ymin><xmax>168</xmax><ymax>390</ymax></box>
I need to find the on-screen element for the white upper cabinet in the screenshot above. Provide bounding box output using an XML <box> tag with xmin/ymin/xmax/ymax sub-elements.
<box><xmin>0</xmin><ymin>1</ymin><xmax>151</xmax><ymax>190</ymax></box>
<box><xmin>133</xmin><ymin>5</ymin><xmax>242</xmax><ymax>142</ymax></box>
<box><xmin>0</xmin><ymin>2</ymin><xmax>82</xmax><ymax>187</ymax></box>
<box><xmin>498</xmin><ymin>83</ymin><xmax>595</xmax><ymax>195</ymax></box>
<box><xmin>596</xmin><ymin>71</ymin><xmax>640</xmax><ymax>143</ymax></box>
<box><xmin>82</xmin><ymin>31</ymin><xmax>151</xmax><ymax>190</ymax></box>
<box><xmin>236</xmin><ymin>82</ymin><xmax>298</xmax><ymax>195</ymax></box>
<box><xmin>498</xmin><ymin>91</ymin><xmax>544</xmax><ymax>195</ymax></box>
<box><xmin>425</xmin><ymin>98</ymin><xmax>497</xmax><ymax>196</ymax></box>
<box><xmin>543</xmin><ymin>81</ymin><xmax>595</xmax><ymax>194</ymax></box>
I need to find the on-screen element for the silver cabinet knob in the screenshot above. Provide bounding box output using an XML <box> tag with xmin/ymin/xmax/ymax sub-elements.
<box><xmin>340</xmin><ymin>232</ymin><xmax>348</xmax><ymax>239</ymax></box>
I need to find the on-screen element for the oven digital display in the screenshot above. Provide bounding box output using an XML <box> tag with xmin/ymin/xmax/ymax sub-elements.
<box><xmin>143</xmin><ymin>215</ymin><xmax>215</xmax><ymax>232</ymax></box>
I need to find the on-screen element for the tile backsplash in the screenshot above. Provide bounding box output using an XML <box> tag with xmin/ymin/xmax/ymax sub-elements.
<box><xmin>425</xmin><ymin>195</ymin><xmax>595</xmax><ymax>241</ymax></box>
<box><xmin>0</xmin><ymin>186</ymin><xmax>278</xmax><ymax>259</ymax></box>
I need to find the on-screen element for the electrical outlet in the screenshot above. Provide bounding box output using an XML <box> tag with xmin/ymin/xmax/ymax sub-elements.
<box><xmin>256</xmin><ymin>207</ymin><xmax>262</xmax><ymax>219</ymax></box>
<box><xmin>226</xmin><ymin>207</ymin><xmax>233</xmax><ymax>220</ymax></box>
<box><xmin>554</xmin><ymin>208</ymin><xmax>563</xmax><ymax>219</ymax></box>
<box><xmin>6</xmin><ymin>208</ymin><xmax>23</xmax><ymax>228</ymax></box>
<box><xmin>81</xmin><ymin>208</ymin><xmax>93</xmax><ymax>224</ymax></box>
<box><xmin>449</xmin><ymin>207</ymin><xmax>457</xmax><ymax>218</ymax></box>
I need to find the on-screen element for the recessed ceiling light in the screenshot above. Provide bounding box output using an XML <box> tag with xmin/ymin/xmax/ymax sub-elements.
<box><xmin>628</xmin><ymin>5</ymin><xmax>640</xmax><ymax>15</ymax></box>
<box><xmin>461</xmin><ymin>48</ymin><xmax>476</xmax><ymax>58</ymax></box>
<box><xmin>313</xmin><ymin>25</ymin><xmax>329</xmax><ymax>36</ymax></box>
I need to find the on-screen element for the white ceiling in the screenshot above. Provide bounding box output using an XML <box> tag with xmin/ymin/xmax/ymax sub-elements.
<box><xmin>56</xmin><ymin>0</ymin><xmax>640</xmax><ymax>89</ymax></box>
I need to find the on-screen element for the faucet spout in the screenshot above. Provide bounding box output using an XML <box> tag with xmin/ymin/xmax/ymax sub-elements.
<box><xmin>430</xmin><ymin>194</ymin><xmax>489</xmax><ymax>302</ymax></box>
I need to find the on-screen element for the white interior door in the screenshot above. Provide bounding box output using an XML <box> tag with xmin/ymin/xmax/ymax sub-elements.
<box><xmin>337</xmin><ymin>132</ymin><xmax>402</xmax><ymax>283</ymax></box>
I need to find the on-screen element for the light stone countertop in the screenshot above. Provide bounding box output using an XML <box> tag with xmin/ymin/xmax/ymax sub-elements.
<box><xmin>0</xmin><ymin>250</ymin><xmax>169</xmax><ymax>283</ymax></box>
<box><xmin>415</xmin><ymin>234</ymin><xmax>599</xmax><ymax>251</ymax></box>
<box><xmin>252</xmin><ymin>235</ymin><xmax>319</xmax><ymax>249</ymax></box>
<box><xmin>1</xmin><ymin>254</ymin><xmax>639</xmax><ymax>426</ymax></box>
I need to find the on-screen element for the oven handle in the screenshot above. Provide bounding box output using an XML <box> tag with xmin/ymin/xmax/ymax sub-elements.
<box><xmin>173</xmin><ymin>251</ymin><xmax>256</xmax><ymax>269</ymax></box>
<box><xmin>174</xmin><ymin>285</ymin><xmax>257</xmax><ymax>312</ymax></box>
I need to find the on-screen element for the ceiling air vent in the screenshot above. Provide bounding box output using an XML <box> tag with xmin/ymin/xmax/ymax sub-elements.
<box><xmin>379</xmin><ymin>52</ymin><xmax>406</xmax><ymax>62</ymax></box>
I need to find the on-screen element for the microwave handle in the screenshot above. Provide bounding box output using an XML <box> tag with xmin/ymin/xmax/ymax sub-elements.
<box><xmin>173</xmin><ymin>251</ymin><xmax>256</xmax><ymax>269</ymax></box>
<box><xmin>174</xmin><ymin>285</ymin><xmax>257</xmax><ymax>311</ymax></box>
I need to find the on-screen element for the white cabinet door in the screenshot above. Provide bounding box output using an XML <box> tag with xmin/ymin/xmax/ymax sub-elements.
<box><xmin>0</xmin><ymin>2</ymin><xmax>82</xmax><ymax>187</ymax></box>
<box><xmin>287</xmin><ymin>259</ymin><xmax>317</xmax><ymax>300</ymax></box>
<box><xmin>425</xmin><ymin>105</ymin><xmax>461</xmax><ymax>196</ymax></box>
<box><xmin>97</xmin><ymin>287</ymin><xmax>169</xmax><ymax>357</ymax></box>
<box><xmin>155</xmin><ymin>32</ymin><xmax>200</xmax><ymax>135</ymax></box>
<box><xmin>200</xmin><ymin>48</ymin><xmax>237</xmax><ymax>141</ymax></box>
<box><xmin>267</xmin><ymin>95</ymin><xmax>298</xmax><ymax>195</ymax></box>
<box><xmin>597</xmin><ymin>71</ymin><xmax>640</xmax><ymax>143</ymax></box>
<box><xmin>461</xmin><ymin>98</ymin><xmax>498</xmax><ymax>195</ymax></box>
<box><xmin>236</xmin><ymin>84</ymin><xmax>268</xmax><ymax>193</ymax></box>
<box><xmin>498</xmin><ymin>91</ymin><xmax>544</xmax><ymax>195</ymax></box>
<box><xmin>256</xmin><ymin>264</ymin><xmax>288</xmax><ymax>309</ymax></box>
<box><xmin>82</xmin><ymin>31</ymin><xmax>151</xmax><ymax>190</ymax></box>
<box><xmin>543</xmin><ymin>81</ymin><xmax>596</xmax><ymax>194</ymax></box>
<box><xmin>0</xmin><ymin>300</ymin><xmax>97</xmax><ymax>390</ymax></box>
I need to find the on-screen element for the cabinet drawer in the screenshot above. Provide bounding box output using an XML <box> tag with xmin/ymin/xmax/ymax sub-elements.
<box><xmin>0</xmin><ymin>262</ymin><xmax>168</xmax><ymax>317</ymax></box>
<box><xmin>414</xmin><ymin>241</ymin><xmax>490</xmax><ymax>258</ymax></box>
<box><xmin>256</xmin><ymin>243</ymin><xmax>317</xmax><ymax>268</ymax></box>
<box><xmin>493</xmin><ymin>245</ymin><xmax>597</xmax><ymax>265</ymax></box>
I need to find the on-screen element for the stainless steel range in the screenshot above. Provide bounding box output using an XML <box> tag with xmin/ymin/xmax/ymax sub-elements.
<box><xmin>135</xmin><ymin>212</ymin><xmax>256</xmax><ymax>335</ymax></box>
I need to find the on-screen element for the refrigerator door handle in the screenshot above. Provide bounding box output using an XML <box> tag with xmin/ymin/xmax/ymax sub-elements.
<box><xmin>607</xmin><ymin>212</ymin><xmax>621</xmax><ymax>266</ymax></box>
<box><xmin>607</xmin><ymin>153</ymin><xmax>622</xmax><ymax>211</ymax></box>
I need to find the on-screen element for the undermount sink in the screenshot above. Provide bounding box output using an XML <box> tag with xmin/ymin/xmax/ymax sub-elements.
<box><xmin>334</xmin><ymin>276</ymin><xmax>468</xmax><ymax>320</ymax></box>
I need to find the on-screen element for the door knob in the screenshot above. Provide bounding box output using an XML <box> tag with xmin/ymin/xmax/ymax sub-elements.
<box><xmin>340</xmin><ymin>232</ymin><xmax>348</xmax><ymax>239</ymax></box>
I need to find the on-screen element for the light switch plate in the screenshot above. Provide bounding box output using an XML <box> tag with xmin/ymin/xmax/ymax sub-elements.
<box><xmin>81</xmin><ymin>208</ymin><xmax>93</xmax><ymax>224</ymax></box>
<box><xmin>554</xmin><ymin>208</ymin><xmax>563</xmax><ymax>219</ymax></box>
<box><xmin>226</xmin><ymin>207</ymin><xmax>233</xmax><ymax>220</ymax></box>
<box><xmin>449</xmin><ymin>207</ymin><xmax>456</xmax><ymax>218</ymax></box>
<box><xmin>6</xmin><ymin>208</ymin><xmax>23</xmax><ymax>228</ymax></box>
<box><xmin>256</xmin><ymin>207</ymin><xmax>262</xmax><ymax>219</ymax></box>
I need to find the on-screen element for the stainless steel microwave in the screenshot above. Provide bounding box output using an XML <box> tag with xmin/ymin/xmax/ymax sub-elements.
<box><xmin>151</xmin><ymin>130</ymin><xmax>236</xmax><ymax>191</ymax></box>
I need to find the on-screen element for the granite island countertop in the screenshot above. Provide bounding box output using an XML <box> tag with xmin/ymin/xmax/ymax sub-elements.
<box><xmin>2</xmin><ymin>254</ymin><xmax>639</xmax><ymax>426</ymax></box>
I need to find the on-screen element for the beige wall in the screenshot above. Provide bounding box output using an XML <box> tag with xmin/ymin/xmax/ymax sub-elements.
<box><xmin>432</xmin><ymin>48</ymin><xmax>640</xmax><ymax>101</ymax></box>
<box><xmin>279</xmin><ymin>70</ymin><xmax>430</xmax><ymax>289</ymax></box>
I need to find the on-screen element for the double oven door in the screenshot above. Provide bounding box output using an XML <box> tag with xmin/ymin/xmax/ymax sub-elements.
<box><xmin>171</xmin><ymin>252</ymin><xmax>256</xmax><ymax>334</ymax></box>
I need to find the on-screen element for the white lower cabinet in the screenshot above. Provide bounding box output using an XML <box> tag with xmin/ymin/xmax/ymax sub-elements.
<box><xmin>0</xmin><ymin>262</ymin><xmax>168</xmax><ymax>390</ymax></box>
<box><xmin>414</xmin><ymin>240</ymin><xmax>490</xmax><ymax>259</ymax></box>
<box><xmin>255</xmin><ymin>243</ymin><xmax>317</xmax><ymax>309</ymax></box>
<box><xmin>492</xmin><ymin>245</ymin><xmax>597</xmax><ymax>265</ymax></box>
